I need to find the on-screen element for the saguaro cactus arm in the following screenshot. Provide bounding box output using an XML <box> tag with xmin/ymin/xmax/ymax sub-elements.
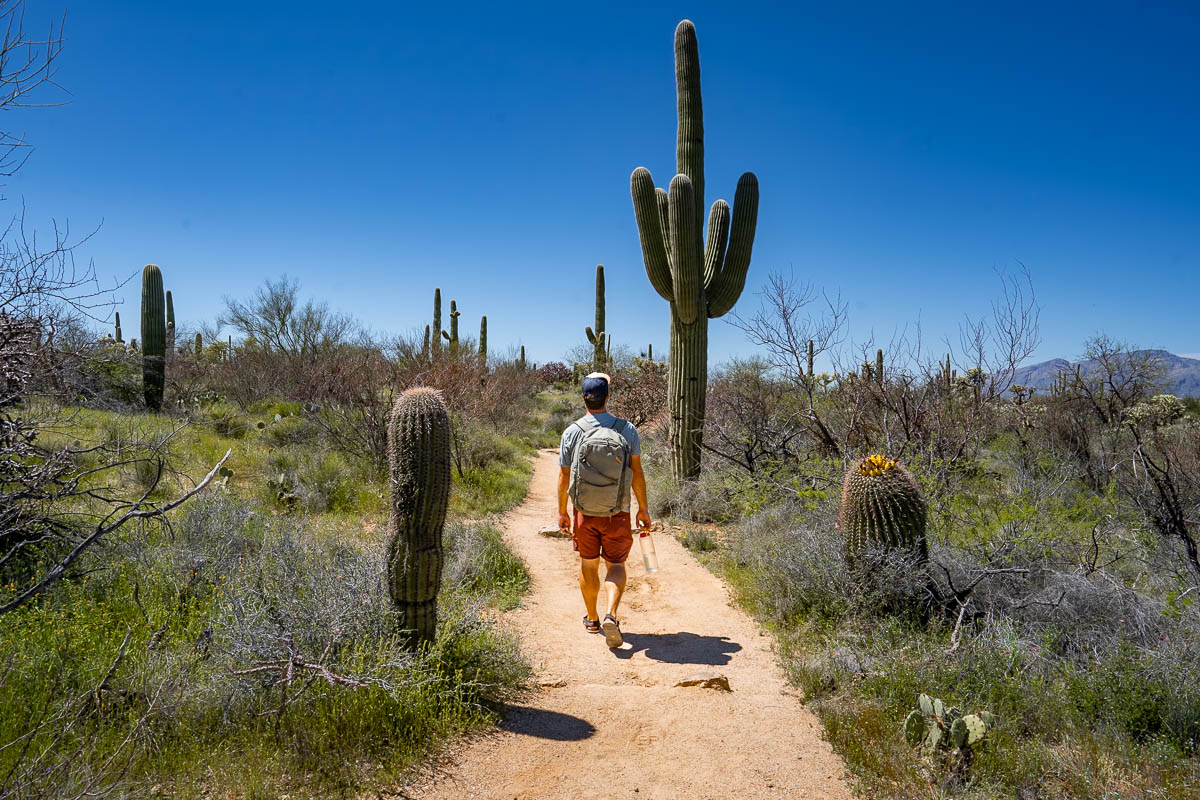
<box><xmin>706</xmin><ymin>172</ymin><xmax>759</xmax><ymax>318</ymax></box>
<box><xmin>631</xmin><ymin>168</ymin><xmax>674</xmax><ymax>301</ymax></box>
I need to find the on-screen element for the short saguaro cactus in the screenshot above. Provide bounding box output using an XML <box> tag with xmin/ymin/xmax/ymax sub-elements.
<box><xmin>386</xmin><ymin>387</ymin><xmax>452</xmax><ymax>644</ymax></box>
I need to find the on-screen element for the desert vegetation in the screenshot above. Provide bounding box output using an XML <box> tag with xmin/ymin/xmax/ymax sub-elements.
<box><xmin>644</xmin><ymin>272</ymin><xmax>1200</xmax><ymax>797</ymax></box>
<box><xmin>3</xmin><ymin>4</ymin><xmax>1196</xmax><ymax>799</ymax></box>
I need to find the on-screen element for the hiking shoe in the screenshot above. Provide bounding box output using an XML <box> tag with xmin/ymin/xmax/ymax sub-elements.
<box><xmin>583</xmin><ymin>615</ymin><xmax>601</xmax><ymax>634</ymax></box>
<box><xmin>601</xmin><ymin>614</ymin><xmax>623</xmax><ymax>648</ymax></box>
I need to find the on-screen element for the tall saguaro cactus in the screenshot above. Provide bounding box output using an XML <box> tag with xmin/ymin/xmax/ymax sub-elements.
<box><xmin>478</xmin><ymin>315</ymin><xmax>487</xmax><ymax>362</ymax></box>
<box><xmin>630</xmin><ymin>19</ymin><xmax>759</xmax><ymax>479</ymax></box>
<box><xmin>140</xmin><ymin>264</ymin><xmax>166</xmax><ymax>411</ymax></box>
<box><xmin>448</xmin><ymin>300</ymin><xmax>461</xmax><ymax>354</ymax></box>
<box><xmin>432</xmin><ymin>288</ymin><xmax>442</xmax><ymax>357</ymax></box>
<box><xmin>165</xmin><ymin>290</ymin><xmax>175</xmax><ymax>331</ymax></box>
<box><xmin>114</xmin><ymin>312</ymin><xmax>123</xmax><ymax>343</ymax></box>
<box><xmin>584</xmin><ymin>264</ymin><xmax>607</xmax><ymax>371</ymax></box>
<box><xmin>386</xmin><ymin>387</ymin><xmax>452</xmax><ymax>643</ymax></box>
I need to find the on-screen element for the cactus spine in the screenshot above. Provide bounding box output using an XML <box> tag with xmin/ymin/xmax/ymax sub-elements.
<box><xmin>432</xmin><ymin>288</ymin><xmax>442</xmax><ymax>357</ymax></box>
<box><xmin>478</xmin><ymin>315</ymin><xmax>487</xmax><ymax>361</ymax></box>
<box><xmin>838</xmin><ymin>454</ymin><xmax>927</xmax><ymax>568</ymax></box>
<box><xmin>386</xmin><ymin>387</ymin><xmax>452</xmax><ymax>643</ymax></box>
<box><xmin>630</xmin><ymin>20</ymin><xmax>759</xmax><ymax>480</ymax></box>
<box><xmin>584</xmin><ymin>264</ymin><xmax>607</xmax><ymax>371</ymax></box>
<box><xmin>140</xmin><ymin>264</ymin><xmax>166</xmax><ymax>411</ymax></box>
<box><xmin>114</xmin><ymin>312</ymin><xmax>123</xmax><ymax>343</ymax></box>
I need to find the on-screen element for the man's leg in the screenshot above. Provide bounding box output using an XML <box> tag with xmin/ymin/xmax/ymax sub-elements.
<box><xmin>602</xmin><ymin>560</ymin><xmax>626</xmax><ymax>618</ymax></box>
<box><xmin>579</xmin><ymin>556</ymin><xmax>601</xmax><ymax>621</ymax></box>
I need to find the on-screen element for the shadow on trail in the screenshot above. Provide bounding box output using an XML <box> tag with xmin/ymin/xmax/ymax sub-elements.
<box><xmin>499</xmin><ymin>705</ymin><xmax>596</xmax><ymax>741</ymax></box>
<box><xmin>611</xmin><ymin>631</ymin><xmax>742</xmax><ymax>665</ymax></box>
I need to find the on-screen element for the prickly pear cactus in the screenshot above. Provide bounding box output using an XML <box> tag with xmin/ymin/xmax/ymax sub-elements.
<box><xmin>905</xmin><ymin>692</ymin><xmax>994</xmax><ymax>778</ymax></box>
<box><xmin>838</xmin><ymin>454</ymin><xmax>928</xmax><ymax>566</ymax></box>
<box><xmin>386</xmin><ymin>387</ymin><xmax>452</xmax><ymax>643</ymax></box>
<box><xmin>140</xmin><ymin>264</ymin><xmax>166</xmax><ymax>411</ymax></box>
<box><xmin>630</xmin><ymin>20</ymin><xmax>759</xmax><ymax>480</ymax></box>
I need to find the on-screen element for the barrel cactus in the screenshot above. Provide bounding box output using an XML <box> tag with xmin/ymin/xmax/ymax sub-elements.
<box><xmin>140</xmin><ymin>264</ymin><xmax>166</xmax><ymax>411</ymax></box>
<box><xmin>838</xmin><ymin>454</ymin><xmax>928</xmax><ymax>567</ymax></box>
<box><xmin>584</xmin><ymin>264</ymin><xmax>607</xmax><ymax>371</ymax></box>
<box><xmin>386</xmin><ymin>387</ymin><xmax>452</xmax><ymax>643</ymax></box>
<box><xmin>630</xmin><ymin>20</ymin><xmax>759</xmax><ymax>480</ymax></box>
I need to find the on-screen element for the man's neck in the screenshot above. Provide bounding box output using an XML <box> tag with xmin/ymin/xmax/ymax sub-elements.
<box><xmin>586</xmin><ymin>407</ymin><xmax>608</xmax><ymax>416</ymax></box>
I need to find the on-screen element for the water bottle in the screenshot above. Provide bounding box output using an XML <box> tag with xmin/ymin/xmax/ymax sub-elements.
<box><xmin>639</xmin><ymin>530</ymin><xmax>659</xmax><ymax>573</ymax></box>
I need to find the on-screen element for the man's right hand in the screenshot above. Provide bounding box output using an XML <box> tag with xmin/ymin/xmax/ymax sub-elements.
<box><xmin>558</xmin><ymin>512</ymin><xmax>571</xmax><ymax>532</ymax></box>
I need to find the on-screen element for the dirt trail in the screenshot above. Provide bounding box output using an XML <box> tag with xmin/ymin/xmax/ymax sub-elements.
<box><xmin>405</xmin><ymin>450</ymin><xmax>853</xmax><ymax>800</ymax></box>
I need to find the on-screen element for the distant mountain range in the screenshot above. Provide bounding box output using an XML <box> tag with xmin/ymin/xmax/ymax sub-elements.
<box><xmin>1012</xmin><ymin>350</ymin><xmax>1200</xmax><ymax>398</ymax></box>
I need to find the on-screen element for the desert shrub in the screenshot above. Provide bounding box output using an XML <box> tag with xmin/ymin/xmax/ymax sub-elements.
<box><xmin>443</xmin><ymin>521</ymin><xmax>530</xmax><ymax>610</ymax></box>
<box><xmin>535</xmin><ymin>361</ymin><xmax>572</xmax><ymax>387</ymax></box>
<box><xmin>1</xmin><ymin>492</ymin><xmax>530</xmax><ymax>799</ymax></box>
<box><xmin>263</xmin><ymin>449</ymin><xmax>367</xmax><ymax>514</ymax></box>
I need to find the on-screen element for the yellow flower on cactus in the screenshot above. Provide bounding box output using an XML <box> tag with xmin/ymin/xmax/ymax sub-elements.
<box><xmin>858</xmin><ymin>453</ymin><xmax>897</xmax><ymax>477</ymax></box>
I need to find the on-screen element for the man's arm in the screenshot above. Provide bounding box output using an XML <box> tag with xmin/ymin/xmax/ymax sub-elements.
<box><xmin>558</xmin><ymin>466</ymin><xmax>571</xmax><ymax>531</ymax></box>
<box><xmin>631</xmin><ymin>455</ymin><xmax>651</xmax><ymax>530</ymax></box>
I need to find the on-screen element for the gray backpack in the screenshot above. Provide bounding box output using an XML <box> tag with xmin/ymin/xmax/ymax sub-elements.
<box><xmin>568</xmin><ymin>415</ymin><xmax>633</xmax><ymax>517</ymax></box>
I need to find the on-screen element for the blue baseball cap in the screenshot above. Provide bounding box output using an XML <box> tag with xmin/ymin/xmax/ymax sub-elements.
<box><xmin>581</xmin><ymin>371</ymin><xmax>611</xmax><ymax>398</ymax></box>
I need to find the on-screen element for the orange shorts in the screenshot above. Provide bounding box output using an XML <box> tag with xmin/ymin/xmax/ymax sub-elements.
<box><xmin>572</xmin><ymin>510</ymin><xmax>633</xmax><ymax>563</ymax></box>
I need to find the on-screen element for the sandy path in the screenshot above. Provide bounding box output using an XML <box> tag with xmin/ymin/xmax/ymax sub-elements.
<box><xmin>404</xmin><ymin>449</ymin><xmax>853</xmax><ymax>800</ymax></box>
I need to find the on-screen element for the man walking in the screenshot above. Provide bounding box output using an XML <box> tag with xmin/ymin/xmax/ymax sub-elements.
<box><xmin>558</xmin><ymin>372</ymin><xmax>652</xmax><ymax>648</ymax></box>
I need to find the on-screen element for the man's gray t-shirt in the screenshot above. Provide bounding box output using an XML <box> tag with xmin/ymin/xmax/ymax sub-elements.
<box><xmin>559</xmin><ymin>412</ymin><xmax>642</xmax><ymax>513</ymax></box>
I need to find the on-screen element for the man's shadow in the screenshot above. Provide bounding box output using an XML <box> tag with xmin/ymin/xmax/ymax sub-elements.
<box><xmin>611</xmin><ymin>631</ymin><xmax>742</xmax><ymax>665</ymax></box>
<box><xmin>499</xmin><ymin>705</ymin><xmax>596</xmax><ymax>741</ymax></box>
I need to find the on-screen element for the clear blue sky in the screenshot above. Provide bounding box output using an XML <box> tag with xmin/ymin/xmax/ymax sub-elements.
<box><xmin>12</xmin><ymin>1</ymin><xmax>1200</xmax><ymax>366</ymax></box>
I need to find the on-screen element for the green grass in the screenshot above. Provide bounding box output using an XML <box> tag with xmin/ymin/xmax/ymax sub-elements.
<box><xmin>2</xmin><ymin>393</ymin><xmax>549</xmax><ymax>799</ymax></box>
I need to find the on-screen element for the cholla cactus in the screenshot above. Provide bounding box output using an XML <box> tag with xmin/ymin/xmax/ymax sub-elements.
<box><xmin>1126</xmin><ymin>394</ymin><xmax>1186</xmax><ymax>429</ymax></box>
<box><xmin>386</xmin><ymin>387</ymin><xmax>452</xmax><ymax>643</ymax></box>
<box><xmin>838</xmin><ymin>454</ymin><xmax>928</xmax><ymax>567</ymax></box>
